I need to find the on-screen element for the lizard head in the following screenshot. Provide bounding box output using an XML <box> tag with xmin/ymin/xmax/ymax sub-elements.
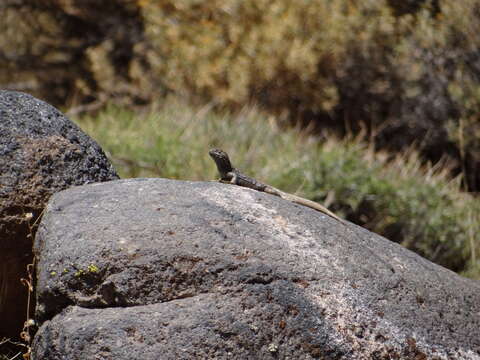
<box><xmin>209</xmin><ymin>148</ymin><xmax>233</xmax><ymax>174</ymax></box>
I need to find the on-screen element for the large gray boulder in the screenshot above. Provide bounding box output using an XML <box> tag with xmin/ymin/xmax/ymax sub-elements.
<box><xmin>32</xmin><ymin>178</ymin><xmax>480</xmax><ymax>359</ymax></box>
<box><xmin>0</xmin><ymin>90</ymin><xmax>119</xmax><ymax>340</ymax></box>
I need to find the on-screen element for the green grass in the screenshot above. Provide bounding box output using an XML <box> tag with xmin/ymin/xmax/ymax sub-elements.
<box><xmin>75</xmin><ymin>97</ymin><xmax>480</xmax><ymax>278</ymax></box>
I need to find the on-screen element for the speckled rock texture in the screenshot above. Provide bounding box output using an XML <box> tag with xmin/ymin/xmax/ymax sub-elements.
<box><xmin>0</xmin><ymin>90</ymin><xmax>119</xmax><ymax>339</ymax></box>
<box><xmin>32</xmin><ymin>178</ymin><xmax>480</xmax><ymax>359</ymax></box>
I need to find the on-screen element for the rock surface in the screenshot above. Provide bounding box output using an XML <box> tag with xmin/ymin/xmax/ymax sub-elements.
<box><xmin>33</xmin><ymin>178</ymin><xmax>480</xmax><ymax>359</ymax></box>
<box><xmin>0</xmin><ymin>90</ymin><xmax>119</xmax><ymax>339</ymax></box>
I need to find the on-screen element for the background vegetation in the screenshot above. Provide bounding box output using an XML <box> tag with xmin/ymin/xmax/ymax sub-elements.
<box><xmin>2</xmin><ymin>0</ymin><xmax>480</xmax><ymax>191</ymax></box>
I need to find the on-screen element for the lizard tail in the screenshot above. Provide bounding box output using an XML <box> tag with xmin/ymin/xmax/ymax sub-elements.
<box><xmin>288</xmin><ymin>194</ymin><xmax>342</xmax><ymax>221</ymax></box>
<box><xmin>264</xmin><ymin>187</ymin><xmax>342</xmax><ymax>222</ymax></box>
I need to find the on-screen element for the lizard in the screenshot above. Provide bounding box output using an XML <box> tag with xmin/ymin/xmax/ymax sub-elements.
<box><xmin>208</xmin><ymin>148</ymin><xmax>344</xmax><ymax>223</ymax></box>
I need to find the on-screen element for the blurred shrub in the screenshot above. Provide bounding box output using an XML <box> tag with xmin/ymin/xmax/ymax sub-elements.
<box><xmin>142</xmin><ymin>1</ymin><xmax>350</xmax><ymax>112</ymax></box>
<box><xmin>140</xmin><ymin>0</ymin><xmax>480</xmax><ymax>189</ymax></box>
<box><xmin>1</xmin><ymin>0</ymin><xmax>480</xmax><ymax>189</ymax></box>
<box><xmin>0</xmin><ymin>0</ymin><xmax>144</xmax><ymax>106</ymax></box>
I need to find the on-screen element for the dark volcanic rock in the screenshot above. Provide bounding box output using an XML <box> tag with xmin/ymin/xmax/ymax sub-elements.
<box><xmin>0</xmin><ymin>90</ymin><xmax>118</xmax><ymax>339</ymax></box>
<box><xmin>32</xmin><ymin>178</ymin><xmax>480</xmax><ymax>359</ymax></box>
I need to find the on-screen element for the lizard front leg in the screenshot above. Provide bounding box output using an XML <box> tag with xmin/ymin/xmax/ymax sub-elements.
<box><xmin>218</xmin><ymin>171</ymin><xmax>237</xmax><ymax>185</ymax></box>
<box><xmin>229</xmin><ymin>171</ymin><xmax>238</xmax><ymax>184</ymax></box>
